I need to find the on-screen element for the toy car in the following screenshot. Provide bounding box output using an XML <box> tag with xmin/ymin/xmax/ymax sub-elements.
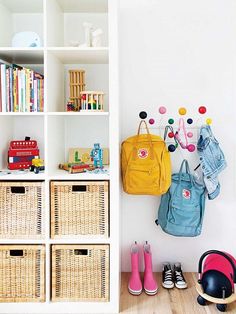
<box><xmin>30</xmin><ymin>158</ymin><xmax>45</xmax><ymax>174</ymax></box>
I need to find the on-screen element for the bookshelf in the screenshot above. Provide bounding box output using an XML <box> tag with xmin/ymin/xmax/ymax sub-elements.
<box><xmin>0</xmin><ymin>0</ymin><xmax>119</xmax><ymax>313</ymax></box>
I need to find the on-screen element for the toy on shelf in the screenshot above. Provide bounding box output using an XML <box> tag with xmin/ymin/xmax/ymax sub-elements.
<box><xmin>90</xmin><ymin>143</ymin><xmax>103</xmax><ymax>168</ymax></box>
<box><xmin>8</xmin><ymin>137</ymin><xmax>40</xmax><ymax>170</ymax></box>
<box><xmin>82</xmin><ymin>22</ymin><xmax>93</xmax><ymax>47</ymax></box>
<box><xmin>59</xmin><ymin>163</ymin><xmax>95</xmax><ymax>174</ymax></box>
<box><xmin>12</xmin><ymin>32</ymin><xmax>41</xmax><ymax>47</ymax></box>
<box><xmin>69</xmin><ymin>147</ymin><xmax>109</xmax><ymax>165</ymax></box>
<box><xmin>92</xmin><ymin>28</ymin><xmax>103</xmax><ymax>47</ymax></box>
<box><xmin>79</xmin><ymin>22</ymin><xmax>103</xmax><ymax>47</ymax></box>
<box><xmin>80</xmin><ymin>91</ymin><xmax>104</xmax><ymax>111</ymax></box>
<box><xmin>68</xmin><ymin>40</ymin><xmax>79</xmax><ymax>47</ymax></box>
<box><xmin>29</xmin><ymin>158</ymin><xmax>45</xmax><ymax>174</ymax></box>
<box><xmin>59</xmin><ymin>146</ymin><xmax>109</xmax><ymax>174</ymax></box>
<box><xmin>66</xmin><ymin>101</ymin><xmax>77</xmax><ymax>112</ymax></box>
<box><xmin>67</xmin><ymin>70</ymin><xmax>85</xmax><ymax>111</ymax></box>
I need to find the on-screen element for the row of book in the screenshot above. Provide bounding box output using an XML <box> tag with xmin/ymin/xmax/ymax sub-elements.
<box><xmin>0</xmin><ymin>60</ymin><xmax>44</xmax><ymax>112</ymax></box>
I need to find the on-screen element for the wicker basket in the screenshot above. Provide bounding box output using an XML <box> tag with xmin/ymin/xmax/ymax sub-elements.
<box><xmin>50</xmin><ymin>181</ymin><xmax>109</xmax><ymax>238</ymax></box>
<box><xmin>51</xmin><ymin>244</ymin><xmax>109</xmax><ymax>302</ymax></box>
<box><xmin>0</xmin><ymin>181</ymin><xmax>45</xmax><ymax>239</ymax></box>
<box><xmin>0</xmin><ymin>245</ymin><xmax>45</xmax><ymax>302</ymax></box>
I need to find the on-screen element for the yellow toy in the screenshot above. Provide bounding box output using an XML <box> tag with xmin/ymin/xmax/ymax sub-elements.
<box><xmin>30</xmin><ymin>158</ymin><xmax>45</xmax><ymax>174</ymax></box>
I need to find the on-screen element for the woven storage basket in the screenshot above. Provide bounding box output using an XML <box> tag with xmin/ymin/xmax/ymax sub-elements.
<box><xmin>0</xmin><ymin>245</ymin><xmax>45</xmax><ymax>302</ymax></box>
<box><xmin>51</xmin><ymin>181</ymin><xmax>109</xmax><ymax>238</ymax></box>
<box><xmin>0</xmin><ymin>181</ymin><xmax>45</xmax><ymax>239</ymax></box>
<box><xmin>51</xmin><ymin>244</ymin><xmax>109</xmax><ymax>302</ymax></box>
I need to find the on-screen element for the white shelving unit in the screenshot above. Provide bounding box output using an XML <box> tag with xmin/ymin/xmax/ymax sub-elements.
<box><xmin>0</xmin><ymin>0</ymin><xmax>119</xmax><ymax>313</ymax></box>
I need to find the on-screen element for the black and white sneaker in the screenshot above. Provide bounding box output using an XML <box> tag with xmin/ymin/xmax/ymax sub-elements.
<box><xmin>162</xmin><ymin>262</ymin><xmax>174</xmax><ymax>289</ymax></box>
<box><xmin>173</xmin><ymin>262</ymin><xmax>187</xmax><ymax>289</ymax></box>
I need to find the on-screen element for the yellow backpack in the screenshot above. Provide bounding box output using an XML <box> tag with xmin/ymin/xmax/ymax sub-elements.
<box><xmin>121</xmin><ymin>121</ymin><xmax>171</xmax><ymax>195</ymax></box>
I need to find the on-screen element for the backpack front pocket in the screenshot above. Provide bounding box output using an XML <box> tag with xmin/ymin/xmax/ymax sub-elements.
<box><xmin>125</xmin><ymin>164</ymin><xmax>160</xmax><ymax>193</ymax></box>
<box><xmin>167</xmin><ymin>202</ymin><xmax>201</xmax><ymax>228</ymax></box>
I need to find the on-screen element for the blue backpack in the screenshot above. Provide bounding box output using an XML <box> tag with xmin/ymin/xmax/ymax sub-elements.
<box><xmin>156</xmin><ymin>159</ymin><xmax>206</xmax><ymax>237</ymax></box>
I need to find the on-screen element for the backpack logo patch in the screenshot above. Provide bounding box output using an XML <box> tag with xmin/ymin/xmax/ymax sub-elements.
<box><xmin>183</xmin><ymin>189</ymin><xmax>191</xmax><ymax>199</ymax></box>
<box><xmin>138</xmin><ymin>148</ymin><xmax>148</xmax><ymax>159</ymax></box>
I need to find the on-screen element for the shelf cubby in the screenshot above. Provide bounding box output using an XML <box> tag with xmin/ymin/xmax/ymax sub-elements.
<box><xmin>46</xmin><ymin>51</ymin><xmax>109</xmax><ymax>112</ymax></box>
<box><xmin>0</xmin><ymin>48</ymin><xmax>44</xmax><ymax>65</ymax></box>
<box><xmin>46</xmin><ymin>0</ymin><xmax>108</xmax><ymax>47</ymax></box>
<box><xmin>0</xmin><ymin>0</ymin><xmax>44</xmax><ymax>48</ymax></box>
<box><xmin>0</xmin><ymin>115</ymin><xmax>45</xmax><ymax>171</ymax></box>
<box><xmin>47</xmin><ymin>115</ymin><xmax>109</xmax><ymax>177</ymax></box>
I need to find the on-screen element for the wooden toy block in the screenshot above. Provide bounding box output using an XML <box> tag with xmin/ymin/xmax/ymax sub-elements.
<box><xmin>68</xmin><ymin>70</ymin><xmax>85</xmax><ymax>110</ymax></box>
<box><xmin>80</xmin><ymin>91</ymin><xmax>104</xmax><ymax>111</ymax></box>
<box><xmin>68</xmin><ymin>148</ymin><xmax>109</xmax><ymax>165</ymax></box>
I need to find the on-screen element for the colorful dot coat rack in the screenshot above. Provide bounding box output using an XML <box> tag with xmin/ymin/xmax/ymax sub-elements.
<box><xmin>139</xmin><ymin>105</ymin><xmax>212</xmax><ymax>153</ymax></box>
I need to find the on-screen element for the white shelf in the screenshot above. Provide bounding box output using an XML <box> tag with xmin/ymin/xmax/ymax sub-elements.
<box><xmin>0</xmin><ymin>0</ymin><xmax>43</xmax><ymax>13</ymax></box>
<box><xmin>0</xmin><ymin>239</ymin><xmax>45</xmax><ymax>244</ymax></box>
<box><xmin>0</xmin><ymin>48</ymin><xmax>44</xmax><ymax>64</ymax></box>
<box><xmin>49</xmin><ymin>238</ymin><xmax>110</xmax><ymax>244</ymax></box>
<box><xmin>0</xmin><ymin>2</ymin><xmax>44</xmax><ymax>48</ymax></box>
<box><xmin>0</xmin><ymin>112</ymin><xmax>109</xmax><ymax>116</ymax></box>
<box><xmin>47</xmin><ymin>111</ymin><xmax>109</xmax><ymax>116</ymax></box>
<box><xmin>0</xmin><ymin>112</ymin><xmax>44</xmax><ymax>116</ymax></box>
<box><xmin>1</xmin><ymin>303</ymin><xmax>117</xmax><ymax>314</ymax></box>
<box><xmin>47</xmin><ymin>47</ymin><xmax>109</xmax><ymax>64</ymax></box>
<box><xmin>0</xmin><ymin>238</ymin><xmax>110</xmax><ymax>244</ymax></box>
<box><xmin>0</xmin><ymin>170</ymin><xmax>45</xmax><ymax>181</ymax></box>
<box><xmin>56</xmin><ymin>0</ymin><xmax>108</xmax><ymax>13</ymax></box>
<box><xmin>49</xmin><ymin>168</ymin><xmax>109</xmax><ymax>181</ymax></box>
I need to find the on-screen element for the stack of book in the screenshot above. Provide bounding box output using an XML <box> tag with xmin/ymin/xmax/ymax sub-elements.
<box><xmin>0</xmin><ymin>60</ymin><xmax>44</xmax><ymax>112</ymax></box>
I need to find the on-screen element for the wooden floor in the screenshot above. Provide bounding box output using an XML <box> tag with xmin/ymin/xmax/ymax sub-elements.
<box><xmin>120</xmin><ymin>273</ymin><xmax>236</xmax><ymax>314</ymax></box>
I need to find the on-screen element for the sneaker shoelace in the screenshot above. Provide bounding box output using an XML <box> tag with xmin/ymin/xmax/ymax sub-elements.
<box><xmin>175</xmin><ymin>270</ymin><xmax>185</xmax><ymax>283</ymax></box>
<box><xmin>164</xmin><ymin>269</ymin><xmax>173</xmax><ymax>282</ymax></box>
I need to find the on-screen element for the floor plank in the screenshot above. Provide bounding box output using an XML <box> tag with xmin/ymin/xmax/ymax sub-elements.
<box><xmin>120</xmin><ymin>273</ymin><xmax>236</xmax><ymax>314</ymax></box>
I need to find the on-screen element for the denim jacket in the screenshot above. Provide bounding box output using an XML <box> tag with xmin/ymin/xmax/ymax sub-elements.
<box><xmin>197</xmin><ymin>125</ymin><xmax>227</xmax><ymax>200</ymax></box>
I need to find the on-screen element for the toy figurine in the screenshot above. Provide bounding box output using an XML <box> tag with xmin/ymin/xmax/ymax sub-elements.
<box><xmin>92</xmin><ymin>28</ymin><xmax>103</xmax><ymax>47</ymax></box>
<box><xmin>90</xmin><ymin>143</ymin><xmax>103</xmax><ymax>168</ymax></box>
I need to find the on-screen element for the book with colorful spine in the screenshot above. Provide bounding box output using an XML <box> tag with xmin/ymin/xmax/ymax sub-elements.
<box><xmin>0</xmin><ymin>61</ymin><xmax>44</xmax><ymax>112</ymax></box>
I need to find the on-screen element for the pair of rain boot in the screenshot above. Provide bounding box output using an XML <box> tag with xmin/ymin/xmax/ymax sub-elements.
<box><xmin>128</xmin><ymin>241</ymin><xmax>158</xmax><ymax>296</ymax></box>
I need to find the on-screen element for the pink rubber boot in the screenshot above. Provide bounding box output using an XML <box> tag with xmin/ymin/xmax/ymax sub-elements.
<box><xmin>128</xmin><ymin>242</ymin><xmax>142</xmax><ymax>295</ymax></box>
<box><xmin>143</xmin><ymin>241</ymin><xmax>158</xmax><ymax>295</ymax></box>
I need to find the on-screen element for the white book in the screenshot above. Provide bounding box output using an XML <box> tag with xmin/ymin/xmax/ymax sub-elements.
<box><xmin>0</xmin><ymin>59</ymin><xmax>12</xmax><ymax>113</ymax></box>
<box><xmin>0</xmin><ymin>64</ymin><xmax>6</xmax><ymax>112</ymax></box>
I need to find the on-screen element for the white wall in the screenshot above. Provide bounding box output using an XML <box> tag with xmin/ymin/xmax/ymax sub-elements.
<box><xmin>119</xmin><ymin>0</ymin><xmax>236</xmax><ymax>272</ymax></box>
